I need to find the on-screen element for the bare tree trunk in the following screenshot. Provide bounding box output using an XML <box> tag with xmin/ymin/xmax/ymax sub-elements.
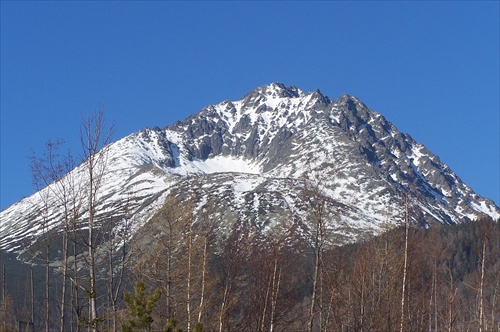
<box><xmin>428</xmin><ymin>267</ymin><xmax>433</xmax><ymax>332</ymax></box>
<box><xmin>447</xmin><ymin>267</ymin><xmax>455</xmax><ymax>332</ymax></box>
<box><xmin>303</xmin><ymin>176</ymin><xmax>327</xmax><ymax>332</ymax></box>
<box><xmin>69</xmin><ymin>168</ymin><xmax>83</xmax><ymax>332</ymax></box>
<box><xmin>307</xmin><ymin>233</ymin><xmax>322</xmax><ymax>332</ymax></box>
<box><xmin>30</xmin><ymin>155</ymin><xmax>52</xmax><ymax>332</ymax></box>
<box><xmin>72</xmin><ymin>228</ymin><xmax>81</xmax><ymax>332</ymax></box>
<box><xmin>3</xmin><ymin>265</ymin><xmax>6</xmax><ymax>332</ymax></box>
<box><xmin>479</xmin><ymin>235</ymin><xmax>486</xmax><ymax>332</ymax></box>
<box><xmin>491</xmin><ymin>272</ymin><xmax>499</xmax><ymax>331</ymax></box>
<box><xmin>219</xmin><ymin>284</ymin><xmax>229</xmax><ymax>332</ymax></box>
<box><xmin>400</xmin><ymin>192</ymin><xmax>409</xmax><ymax>332</ymax></box>
<box><xmin>87</xmin><ymin>164</ymin><xmax>97</xmax><ymax>332</ymax></box>
<box><xmin>45</xmin><ymin>218</ymin><xmax>50</xmax><ymax>332</ymax></box>
<box><xmin>59</xmin><ymin>199</ymin><xmax>74</xmax><ymax>332</ymax></box>
<box><xmin>80</xmin><ymin>109</ymin><xmax>113</xmax><ymax>331</ymax></box>
<box><xmin>103</xmin><ymin>209</ymin><xmax>129</xmax><ymax>332</ymax></box>
<box><xmin>30</xmin><ymin>139</ymin><xmax>81</xmax><ymax>332</ymax></box>
<box><xmin>324</xmin><ymin>283</ymin><xmax>336</xmax><ymax>331</ymax></box>
<box><xmin>186</xmin><ymin>210</ymin><xmax>194</xmax><ymax>332</ymax></box>
<box><xmin>197</xmin><ymin>213</ymin><xmax>209</xmax><ymax>324</ymax></box>
<box><xmin>166</xmin><ymin>220</ymin><xmax>174</xmax><ymax>321</ymax></box>
<box><xmin>360</xmin><ymin>271</ymin><xmax>365</xmax><ymax>332</ymax></box>
<box><xmin>429</xmin><ymin>259</ymin><xmax>437</xmax><ymax>332</ymax></box>
<box><xmin>58</xmin><ymin>176</ymin><xmax>77</xmax><ymax>332</ymax></box>
<box><xmin>269</xmin><ymin>257</ymin><xmax>282</xmax><ymax>332</ymax></box>
<box><xmin>434</xmin><ymin>261</ymin><xmax>438</xmax><ymax>332</ymax></box>
<box><xmin>260</xmin><ymin>269</ymin><xmax>272</xmax><ymax>332</ymax></box>
<box><xmin>113</xmin><ymin>215</ymin><xmax>129</xmax><ymax>332</ymax></box>
<box><xmin>29</xmin><ymin>267</ymin><xmax>35</xmax><ymax>332</ymax></box>
<box><xmin>107</xmin><ymin>233</ymin><xmax>114</xmax><ymax>332</ymax></box>
<box><xmin>60</xmin><ymin>229</ymin><xmax>68</xmax><ymax>332</ymax></box>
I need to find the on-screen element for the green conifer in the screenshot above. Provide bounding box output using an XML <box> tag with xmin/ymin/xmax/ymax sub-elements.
<box><xmin>122</xmin><ymin>281</ymin><xmax>161</xmax><ymax>332</ymax></box>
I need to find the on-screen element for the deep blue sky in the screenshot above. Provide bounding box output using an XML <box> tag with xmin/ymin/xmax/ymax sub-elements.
<box><xmin>1</xmin><ymin>1</ymin><xmax>499</xmax><ymax>210</ymax></box>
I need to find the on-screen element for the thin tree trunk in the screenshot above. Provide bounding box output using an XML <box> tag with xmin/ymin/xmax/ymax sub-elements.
<box><xmin>434</xmin><ymin>261</ymin><xmax>438</xmax><ymax>332</ymax></box>
<box><xmin>219</xmin><ymin>284</ymin><xmax>229</xmax><ymax>332</ymax></box>
<box><xmin>303</xmin><ymin>176</ymin><xmax>326</xmax><ymax>332</ymax></box>
<box><xmin>319</xmin><ymin>256</ymin><xmax>324</xmax><ymax>332</ymax></box>
<box><xmin>3</xmin><ymin>265</ymin><xmax>6</xmax><ymax>332</ymax></box>
<box><xmin>324</xmin><ymin>284</ymin><xmax>336</xmax><ymax>331</ymax></box>
<box><xmin>84</xmin><ymin>133</ymin><xmax>98</xmax><ymax>332</ymax></box>
<box><xmin>197</xmin><ymin>224</ymin><xmax>208</xmax><ymax>324</ymax></box>
<box><xmin>31</xmin><ymin>267</ymin><xmax>35</xmax><ymax>331</ymax></box>
<box><xmin>58</xmin><ymin>186</ymin><xmax>74</xmax><ymax>332</ymax></box>
<box><xmin>60</xmin><ymin>229</ymin><xmax>68</xmax><ymax>332</ymax></box>
<box><xmin>400</xmin><ymin>193</ymin><xmax>409</xmax><ymax>332</ymax></box>
<box><xmin>429</xmin><ymin>259</ymin><xmax>437</xmax><ymax>332</ymax></box>
<box><xmin>166</xmin><ymin>224</ymin><xmax>173</xmax><ymax>321</ymax></box>
<box><xmin>107</xmin><ymin>228</ymin><xmax>114</xmax><ymax>332</ymax></box>
<box><xmin>447</xmin><ymin>267</ymin><xmax>454</xmax><ymax>332</ymax></box>
<box><xmin>307</xmin><ymin>241</ymin><xmax>321</xmax><ymax>332</ymax></box>
<box><xmin>81</xmin><ymin>109</ymin><xmax>113</xmax><ymax>331</ymax></box>
<box><xmin>360</xmin><ymin>272</ymin><xmax>365</xmax><ymax>332</ymax></box>
<box><xmin>111</xmin><ymin>221</ymin><xmax>128</xmax><ymax>332</ymax></box>
<box><xmin>59</xmin><ymin>200</ymin><xmax>73</xmax><ymax>332</ymax></box>
<box><xmin>165</xmin><ymin>227</ymin><xmax>173</xmax><ymax>323</ymax></box>
<box><xmin>45</xmin><ymin>217</ymin><xmax>50</xmax><ymax>332</ymax></box>
<box><xmin>490</xmin><ymin>273</ymin><xmax>499</xmax><ymax>331</ymax></box>
<box><xmin>186</xmin><ymin>216</ymin><xmax>193</xmax><ymax>332</ymax></box>
<box><xmin>479</xmin><ymin>237</ymin><xmax>486</xmax><ymax>332</ymax></box>
<box><xmin>260</xmin><ymin>268</ymin><xmax>272</xmax><ymax>332</ymax></box>
<box><xmin>111</xmin><ymin>248</ymin><xmax>115</xmax><ymax>332</ymax></box>
<box><xmin>269</xmin><ymin>257</ymin><xmax>282</xmax><ymax>332</ymax></box>
<box><xmin>72</xmin><ymin>229</ymin><xmax>81</xmax><ymax>332</ymax></box>
<box><xmin>88</xmin><ymin>182</ymin><xmax>97</xmax><ymax>332</ymax></box>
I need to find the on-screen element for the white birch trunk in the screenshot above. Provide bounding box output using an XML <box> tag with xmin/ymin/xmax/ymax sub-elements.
<box><xmin>400</xmin><ymin>193</ymin><xmax>409</xmax><ymax>332</ymax></box>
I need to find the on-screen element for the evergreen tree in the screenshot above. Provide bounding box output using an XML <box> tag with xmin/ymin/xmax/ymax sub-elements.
<box><xmin>122</xmin><ymin>281</ymin><xmax>161</xmax><ymax>332</ymax></box>
<box><xmin>164</xmin><ymin>318</ymin><xmax>183</xmax><ymax>332</ymax></box>
<box><xmin>192</xmin><ymin>322</ymin><xmax>202</xmax><ymax>332</ymax></box>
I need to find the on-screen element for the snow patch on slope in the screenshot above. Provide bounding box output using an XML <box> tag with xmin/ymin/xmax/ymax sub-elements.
<box><xmin>168</xmin><ymin>155</ymin><xmax>262</xmax><ymax>176</ymax></box>
<box><xmin>192</xmin><ymin>156</ymin><xmax>261</xmax><ymax>175</ymax></box>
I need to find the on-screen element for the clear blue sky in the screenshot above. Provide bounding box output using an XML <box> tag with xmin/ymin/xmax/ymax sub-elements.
<box><xmin>1</xmin><ymin>1</ymin><xmax>499</xmax><ymax>210</ymax></box>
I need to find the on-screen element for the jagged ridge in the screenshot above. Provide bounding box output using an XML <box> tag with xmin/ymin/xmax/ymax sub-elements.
<box><xmin>1</xmin><ymin>82</ymin><xmax>498</xmax><ymax>254</ymax></box>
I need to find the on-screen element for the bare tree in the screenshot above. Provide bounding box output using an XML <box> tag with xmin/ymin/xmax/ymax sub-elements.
<box><xmin>215</xmin><ymin>220</ymin><xmax>251</xmax><ymax>332</ymax></box>
<box><xmin>400</xmin><ymin>190</ymin><xmax>409</xmax><ymax>332</ymax></box>
<box><xmin>196</xmin><ymin>202</ymin><xmax>215</xmax><ymax>327</ymax></box>
<box><xmin>103</xmin><ymin>207</ymin><xmax>132</xmax><ymax>332</ymax></box>
<box><xmin>129</xmin><ymin>192</ymin><xmax>187</xmax><ymax>329</ymax></box>
<box><xmin>30</xmin><ymin>139</ymin><xmax>84</xmax><ymax>332</ymax></box>
<box><xmin>30</xmin><ymin>139</ymin><xmax>67</xmax><ymax>332</ymax></box>
<box><xmin>182</xmin><ymin>195</ymin><xmax>196</xmax><ymax>332</ymax></box>
<box><xmin>477</xmin><ymin>217</ymin><xmax>495</xmax><ymax>332</ymax></box>
<box><xmin>80</xmin><ymin>107</ymin><xmax>113</xmax><ymax>331</ymax></box>
<box><xmin>302</xmin><ymin>174</ymin><xmax>328</xmax><ymax>332</ymax></box>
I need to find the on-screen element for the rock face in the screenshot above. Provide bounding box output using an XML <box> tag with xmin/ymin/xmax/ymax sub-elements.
<box><xmin>1</xmin><ymin>82</ymin><xmax>498</xmax><ymax>255</ymax></box>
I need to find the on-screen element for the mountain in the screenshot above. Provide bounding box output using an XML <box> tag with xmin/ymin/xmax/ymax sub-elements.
<box><xmin>1</xmin><ymin>82</ymin><xmax>498</xmax><ymax>256</ymax></box>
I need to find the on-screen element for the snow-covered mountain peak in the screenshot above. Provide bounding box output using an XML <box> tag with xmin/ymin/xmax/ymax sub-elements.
<box><xmin>1</xmin><ymin>83</ymin><xmax>498</xmax><ymax>255</ymax></box>
<box><xmin>244</xmin><ymin>82</ymin><xmax>306</xmax><ymax>100</ymax></box>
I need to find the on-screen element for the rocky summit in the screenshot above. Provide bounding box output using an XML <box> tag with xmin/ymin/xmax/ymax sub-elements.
<box><xmin>1</xmin><ymin>82</ymin><xmax>498</xmax><ymax>255</ymax></box>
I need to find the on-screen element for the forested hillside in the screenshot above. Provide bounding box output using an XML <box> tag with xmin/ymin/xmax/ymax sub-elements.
<box><xmin>127</xmin><ymin>206</ymin><xmax>499</xmax><ymax>332</ymax></box>
<box><xmin>1</xmin><ymin>197</ymin><xmax>498</xmax><ymax>332</ymax></box>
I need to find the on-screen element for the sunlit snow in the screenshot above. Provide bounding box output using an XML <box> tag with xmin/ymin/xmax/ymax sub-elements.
<box><xmin>1</xmin><ymin>82</ymin><xmax>498</xmax><ymax>254</ymax></box>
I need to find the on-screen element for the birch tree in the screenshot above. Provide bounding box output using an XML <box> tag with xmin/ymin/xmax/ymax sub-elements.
<box><xmin>30</xmin><ymin>139</ymin><xmax>80</xmax><ymax>332</ymax></box>
<box><xmin>400</xmin><ymin>190</ymin><xmax>409</xmax><ymax>332</ymax></box>
<box><xmin>80</xmin><ymin>108</ymin><xmax>113</xmax><ymax>331</ymax></box>
<box><xmin>302</xmin><ymin>175</ymin><xmax>328</xmax><ymax>332</ymax></box>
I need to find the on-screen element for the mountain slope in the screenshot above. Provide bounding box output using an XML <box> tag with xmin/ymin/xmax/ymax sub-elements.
<box><xmin>1</xmin><ymin>83</ymin><xmax>498</xmax><ymax>254</ymax></box>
